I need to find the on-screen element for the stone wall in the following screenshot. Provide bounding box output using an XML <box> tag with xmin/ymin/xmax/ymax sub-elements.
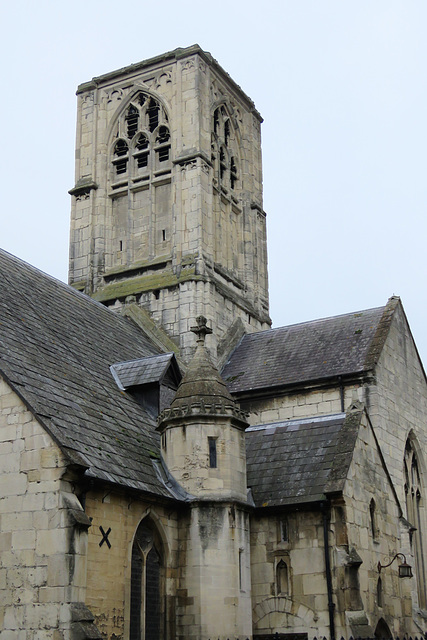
<box><xmin>177</xmin><ymin>503</ymin><xmax>252</xmax><ymax>640</ymax></box>
<box><xmin>250</xmin><ymin>510</ymin><xmax>329</xmax><ymax>636</ymax></box>
<box><xmin>337</xmin><ymin>410</ymin><xmax>413</xmax><ymax>636</ymax></box>
<box><xmin>84</xmin><ymin>488</ymin><xmax>179</xmax><ymax>640</ymax></box>
<box><xmin>0</xmin><ymin>376</ymin><xmax>89</xmax><ymax>639</ymax></box>
<box><xmin>242</xmin><ymin>383</ymin><xmax>362</xmax><ymax>426</ymax></box>
<box><xmin>249</xmin><ymin>409</ymin><xmax>415</xmax><ymax>637</ymax></box>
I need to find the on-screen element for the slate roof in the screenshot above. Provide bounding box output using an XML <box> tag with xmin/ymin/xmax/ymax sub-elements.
<box><xmin>245</xmin><ymin>410</ymin><xmax>362</xmax><ymax>508</ymax></box>
<box><xmin>0</xmin><ymin>248</ymin><xmax>177</xmax><ymax>499</ymax></box>
<box><xmin>222</xmin><ymin>302</ymin><xmax>398</xmax><ymax>395</ymax></box>
<box><xmin>110</xmin><ymin>353</ymin><xmax>178</xmax><ymax>391</ymax></box>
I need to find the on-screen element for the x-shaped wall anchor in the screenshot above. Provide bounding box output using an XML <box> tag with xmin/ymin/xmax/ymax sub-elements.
<box><xmin>99</xmin><ymin>526</ymin><xmax>112</xmax><ymax>548</ymax></box>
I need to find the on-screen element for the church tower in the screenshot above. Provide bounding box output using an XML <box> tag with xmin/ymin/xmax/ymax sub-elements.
<box><xmin>69</xmin><ymin>45</ymin><xmax>270</xmax><ymax>360</ymax></box>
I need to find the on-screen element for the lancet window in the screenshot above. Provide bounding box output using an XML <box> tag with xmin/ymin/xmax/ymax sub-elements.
<box><xmin>404</xmin><ymin>438</ymin><xmax>426</xmax><ymax>609</ymax></box>
<box><xmin>211</xmin><ymin>105</ymin><xmax>239</xmax><ymax>193</ymax></box>
<box><xmin>111</xmin><ymin>92</ymin><xmax>171</xmax><ymax>189</ymax></box>
<box><xmin>130</xmin><ymin>519</ymin><xmax>163</xmax><ymax>640</ymax></box>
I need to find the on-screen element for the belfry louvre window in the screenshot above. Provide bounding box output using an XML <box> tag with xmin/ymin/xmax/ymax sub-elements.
<box><xmin>110</xmin><ymin>92</ymin><xmax>171</xmax><ymax>187</ymax></box>
<box><xmin>211</xmin><ymin>105</ymin><xmax>239</xmax><ymax>192</ymax></box>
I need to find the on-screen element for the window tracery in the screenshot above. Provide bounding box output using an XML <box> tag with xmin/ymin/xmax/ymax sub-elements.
<box><xmin>211</xmin><ymin>105</ymin><xmax>239</xmax><ymax>193</ymax></box>
<box><xmin>111</xmin><ymin>92</ymin><xmax>171</xmax><ymax>189</ymax></box>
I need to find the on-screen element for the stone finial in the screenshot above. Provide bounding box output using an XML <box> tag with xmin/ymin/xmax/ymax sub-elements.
<box><xmin>190</xmin><ymin>316</ymin><xmax>212</xmax><ymax>344</ymax></box>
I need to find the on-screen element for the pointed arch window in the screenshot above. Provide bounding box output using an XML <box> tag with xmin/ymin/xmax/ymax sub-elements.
<box><xmin>211</xmin><ymin>105</ymin><xmax>239</xmax><ymax>193</ymax></box>
<box><xmin>110</xmin><ymin>92</ymin><xmax>171</xmax><ymax>188</ymax></box>
<box><xmin>404</xmin><ymin>438</ymin><xmax>426</xmax><ymax>609</ymax></box>
<box><xmin>130</xmin><ymin>519</ymin><xmax>163</xmax><ymax>640</ymax></box>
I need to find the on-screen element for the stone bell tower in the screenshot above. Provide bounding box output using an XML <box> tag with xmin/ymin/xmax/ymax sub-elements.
<box><xmin>157</xmin><ymin>317</ymin><xmax>252</xmax><ymax>639</ymax></box>
<box><xmin>69</xmin><ymin>45</ymin><xmax>271</xmax><ymax>361</ymax></box>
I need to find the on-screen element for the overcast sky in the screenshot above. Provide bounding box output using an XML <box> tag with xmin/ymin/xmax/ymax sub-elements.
<box><xmin>1</xmin><ymin>1</ymin><xmax>426</xmax><ymax>366</ymax></box>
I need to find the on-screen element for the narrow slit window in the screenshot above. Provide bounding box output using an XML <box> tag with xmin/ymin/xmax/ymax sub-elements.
<box><xmin>369</xmin><ymin>498</ymin><xmax>377</xmax><ymax>540</ymax></box>
<box><xmin>162</xmin><ymin>230</ymin><xmax>166</xmax><ymax>242</ymax></box>
<box><xmin>208</xmin><ymin>437</ymin><xmax>217</xmax><ymax>468</ymax></box>
<box><xmin>239</xmin><ymin>548</ymin><xmax>244</xmax><ymax>590</ymax></box>
<box><xmin>280</xmin><ymin>518</ymin><xmax>288</xmax><ymax>542</ymax></box>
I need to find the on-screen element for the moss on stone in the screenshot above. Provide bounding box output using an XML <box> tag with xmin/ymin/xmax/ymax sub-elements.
<box><xmin>92</xmin><ymin>267</ymin><xmax>198</xmax><ymax>302</ymax></box>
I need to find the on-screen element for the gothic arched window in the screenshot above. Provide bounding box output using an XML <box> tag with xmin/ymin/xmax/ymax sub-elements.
<box><xmin>130</xmin><ymin>519</ymin><xmax>163</xmax><ymax>640</ymax></box>
<box><xmin>110</xmin><ymin>92</ymin><xmax>171</xmax><ymax>187</ymax></box>
<box><xmin>211</xmin><ymin>105</ymin><xmax>239</xmax><ymax>193</ymax></box>
<box><xmin>404</xmin><ymin>438</ymin><xmax>426</xmax><ymax>609</ymax></box>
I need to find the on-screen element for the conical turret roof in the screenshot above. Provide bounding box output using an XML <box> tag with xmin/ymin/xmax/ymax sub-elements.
<box><xmin>157</xmin><ymin>317</ymin><xmax>248</xmax><ymax>429</ymax></box>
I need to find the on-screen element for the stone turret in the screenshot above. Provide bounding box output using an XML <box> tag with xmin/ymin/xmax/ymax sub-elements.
<box><xmin>157</xmin><ymin>315</ymin><xmax>248</xmax><ymax>501</ymax></box>
<box><xmin>157</xmin><ymin>317</ymin><xmax>252</xmax><ymax>640</ymax></box>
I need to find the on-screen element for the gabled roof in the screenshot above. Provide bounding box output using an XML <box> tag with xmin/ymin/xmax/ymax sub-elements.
<box><xmin>222</xmin><ymin>299</ymin><xmax>400</xmax><ymax>396</ymax></box>
<box><xmin>0</xmin><ymin>248</ymin><xmax>178</xmax><ymax>500</ymax></box>
<box><xmin>245</xmin><ymin>410</ymin><xmax>362</xmax><ymax>508</ymax></box>
<box><xmin>110</xmin><ymin>353</ymin><xmax>180</xmax><ymax>391</ymax></box>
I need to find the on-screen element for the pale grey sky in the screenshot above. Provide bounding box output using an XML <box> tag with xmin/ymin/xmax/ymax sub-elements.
<box><xmin>1</xmin><ymin>1</ymin><xmax>426</xmax><ymax>365</ymax></box>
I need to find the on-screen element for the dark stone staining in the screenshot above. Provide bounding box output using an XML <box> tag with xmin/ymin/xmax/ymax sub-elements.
<box><xmin>198</xmin><ymin>505</ymin><xmax>225</xmax><ymax>551</ymax></box>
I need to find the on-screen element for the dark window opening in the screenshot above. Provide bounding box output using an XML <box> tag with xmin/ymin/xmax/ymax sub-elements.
<box><xmin>119</xmin><ymin>240</ymin><xmax>123</xmax><ymax>251</ymax></box>
<box><xmin>208</xmin><ymin>437</ymin><xmax>217</xmax><ymax>468</ymax></box>
<box><xmin>137</xmin><ymin>152</ymin><xmax>149</xmax><ymax>169</ymax></box>
<box><xmin>126</xmin><ymin>105</ymin><xmax>139</xmax><ymax>139</ymax></box>
<box><xmin>156</xmin><ymin>126</ymin><xmax>170</xmax><ymax>144</ymax></box>
<box><xmin>114</xmin><ymin>139</ymin><xmax>129</xmax><ymax>174</ymax></box>
<box><xmin>153</xmin><ymin>289</ymin><xmax>160</xmax><ymax>300</ymax></box>
<box><xmin>138</xmin><ymin>93</ymin><xmax>146</xmax><ymax>107</ymax></box>
<box><xmin>224</xmin><ymin>119</ymin><xmax>230</xmax><ymax>146</ymax></box>
<box><xmin>280</xmin><ymin>518</ymin><xmax>288</xmax><ymax>542</ymax></box>
<box><xmin>162</xmin><ymin>229</ymin><xmax>166</xmax><ymax>241</ymax></box>
<box><xmin>147</xmin><ymin>99</ymin><xmax>160</xmax><ymax>132</ymax></box>
<box><xmin>136</xmin><ymin>134</ymin><xmax>149</xmax><ymax>150</ymax></box>
<box><xmin>230</xmin><ymin>157</ymin><xmax>237</xmax><ymax>189</ymax></box>
<box><xmin>214</xmin><ymin>108</ymin><xmax>219</xmax><ymax>134</ymax></box>
<box><xmin>114</xmin><ymin>140</ymin><xmax>128</xmax><ymax>156</ymax></box>
<box><xmin>220</xmin><ymin>148</ymin><xmax>226</xmax><ymax>181</ymax></box>
<box><xmin>157</xmin><ymin>147</ymin><xmax>170</xmax><ymax>163</ymax></box>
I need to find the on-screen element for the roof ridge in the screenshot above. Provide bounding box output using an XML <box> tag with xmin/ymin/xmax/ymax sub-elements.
<box><xmin>266</xmin><ymin>305</ymin><xmax>386</xmax><ymax>335</ymax></box>
<box><xmin>363</xmin><ymin>296</ymin><xmax>401</xmax><ymax>370</ymax></box>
